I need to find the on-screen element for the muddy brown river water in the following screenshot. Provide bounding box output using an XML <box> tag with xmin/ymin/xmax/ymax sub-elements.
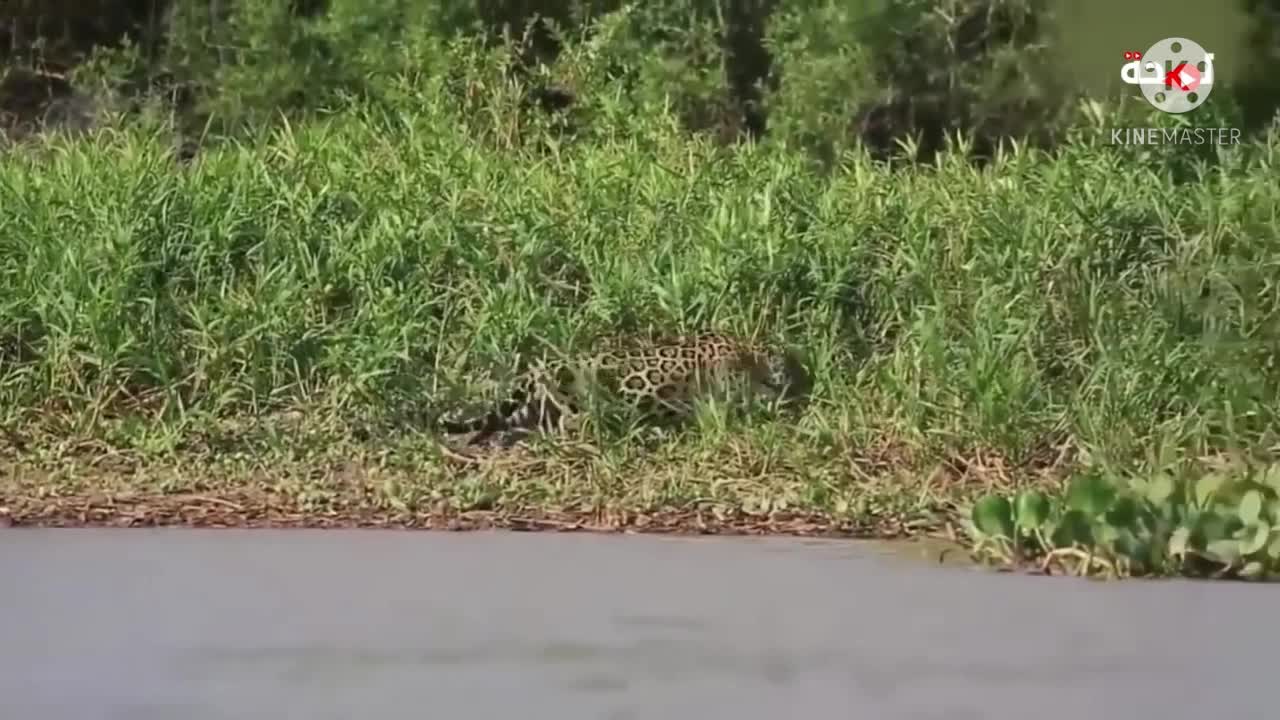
<box><xmin>1</xmin><ymin>529</ymin><xmax>1274</xmax><ymax>719</ymax></box>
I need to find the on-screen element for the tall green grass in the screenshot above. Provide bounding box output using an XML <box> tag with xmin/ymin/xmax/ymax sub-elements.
<box><xmin>3</xmin><ymin>0</ymin><xmax>1279</xmax><ymax>569</ymax></box>
<box><xmin>2</xmin><ymin>70</ymin><xmax>1277</xmax><ymax>482</ymax></box>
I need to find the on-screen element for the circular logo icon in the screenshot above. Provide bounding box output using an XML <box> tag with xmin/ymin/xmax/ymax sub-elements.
<box><xmin>1135</xmin><ymin>37</ymin><xmax>1215</xmax><ymax>114</ymax></box>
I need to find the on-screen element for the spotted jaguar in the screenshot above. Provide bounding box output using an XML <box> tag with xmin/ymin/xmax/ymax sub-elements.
<box><xmin>439</xmin><ymin>332</ymin><xmax>811</xmax><ymax>444</ymax></box>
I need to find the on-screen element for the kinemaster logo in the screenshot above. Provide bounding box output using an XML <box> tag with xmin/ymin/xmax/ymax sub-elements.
<box><xmin>1119</xmin><ymin>36</ymin><xmax>1215</xmax><ymax>114</ymax></box>
<box><xmin>1109</xmin><ymin>35</ymin><xmax>1240</xmax><ymax>146</ymax></box>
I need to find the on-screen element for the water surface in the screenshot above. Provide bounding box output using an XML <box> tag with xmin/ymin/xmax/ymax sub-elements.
<box><xmin>1</xmin><ymin>529</ymin><xmax>1274</xmax><ymax>720</ymax></box>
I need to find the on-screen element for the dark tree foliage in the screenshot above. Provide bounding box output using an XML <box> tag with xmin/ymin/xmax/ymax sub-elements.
<box><xmin>1</xmin><ymin>0</ymin><xmax>1277</xmax><ymax>154</ymax></box>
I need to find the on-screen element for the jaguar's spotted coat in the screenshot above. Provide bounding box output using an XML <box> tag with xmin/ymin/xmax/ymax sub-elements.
<box><xmin>439</xmin><ymin>332</ymin><xmax>810</xmax><ymax>444</ymax></box>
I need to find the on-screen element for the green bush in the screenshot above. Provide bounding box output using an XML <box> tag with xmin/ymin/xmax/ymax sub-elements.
<box><xmin>971</xmin><ymin>461</ymin><xmax>1280</xmax><ymax>580</ymax></box>
<box><xmin>7</xmin><ymin>0</ymin><xmax>1280</xmax><ymax>158</ymax></box>
<box><xmin>1237</xmin><ymin>0</ymin><xmax>1280</xmax><ymax>131</ymax></box>
<box><xmin>764</xmin><ymin>0</ymin><xmax>1069</xmax><ymax>164</ymax></box>
<box><xmin>6</xmin><ymin>0</ymin><xmax>1070</xmax><ymax>158</ymax></box>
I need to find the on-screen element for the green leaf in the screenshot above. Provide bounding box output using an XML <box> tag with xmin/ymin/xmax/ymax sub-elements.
<box><xmin>1241</xmin><ymin>522</ymin><xmax>1271</xmax><ymax>556</ymax></box>
<box><xmin>1195</xmin><ymin>472</ymin><xmax>1226</xmax><ymax>507</ymax></box>
<box><xmin>1240</xmin><ymin>561</ymin><xmax>1266</xmax><ymax>580</ymax></box>
<box><xmin>1066</xmin><ymin>472</ymin><xmax>1116</xmax><ymax>517</ymax></box>
<box><xmin>1195</xmin><ymin>511</ymin><xmax>1233</xmax><ymax>543</ymax></box>
<box><xmin>972</xmin><ymin>495</ymin><xmax>1015</xmax><ymax>539</ymax></box>
<box><xmin>1014</xmin><ymin>491</ymin><xmax>1051</xmax><ymax>532</ymax></box>
<box><xmin>1204</xmin><ymin>539</ymin><xmax>1243</xmax><ymax>566</ymax></box>
<box><xmin>1239</xmin><ymin>490</ymin><xmax>1264</xmax><ymax>526</ymax></box>
<box><xmin>1108</xmin><ymin>530</ymin><xmax>1137</xmax><ymax>560</ymax></box>
<box><xmin>1051</xmin><ymin>509</ymin><xmax>1095</xmax><ymax>547</ymax></box>
<box><xmin>1267</xmin><ymin>531</ymin><xmax>1280</xmax><ymax>560</ymax></box>
<box><xmin>1092</xmin><ymin>522</ymin><xmax>1121</xmax><ymax>550</ymax></box>
<box><xmin>1146</xmin><ymin>473</ymin><xmax>1176</xmax><ymax>504</ymax></box>
<box><xmin>1104</xmin><ymin>496</ymin><xmax>1142</xmax><ymax>531</ymax></box>
<box><xmin>1259</xmin><ymin>463</ymin><xmax>1280</xmax><ymax>492</ymax></box>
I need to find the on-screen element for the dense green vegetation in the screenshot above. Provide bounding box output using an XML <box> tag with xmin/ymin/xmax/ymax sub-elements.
<box><xmin>2</xmin><ymin>0</ymin><xmax>1278</xmax><ymax>578</ymax></box>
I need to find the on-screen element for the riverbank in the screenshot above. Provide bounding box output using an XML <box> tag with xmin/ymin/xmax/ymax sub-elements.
<box><xmin>2</xmin><ymin>4</ymin><xmax>1278</xmax><ymax>578</ymax></box>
